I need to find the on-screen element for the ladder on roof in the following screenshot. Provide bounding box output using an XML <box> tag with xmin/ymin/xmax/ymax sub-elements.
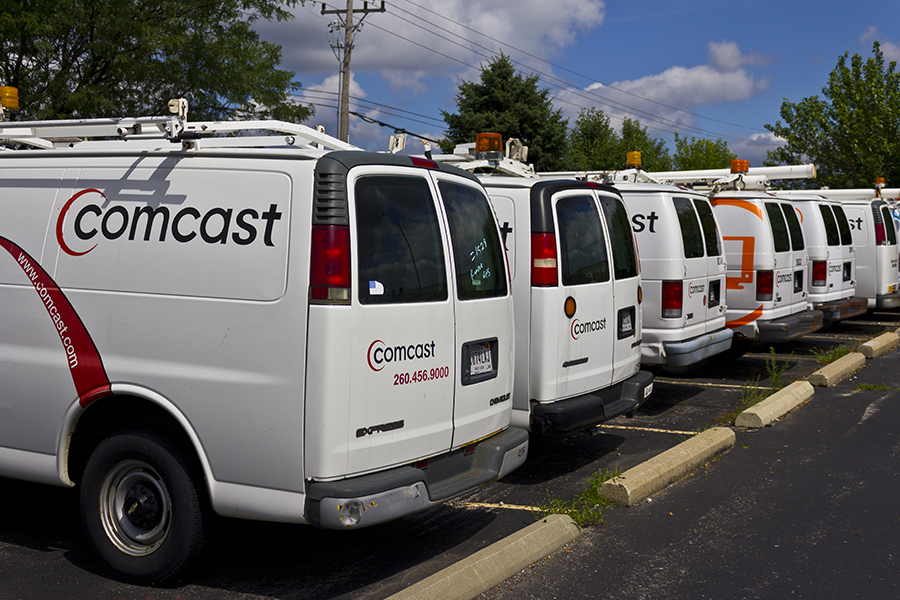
<box><xmin>539</xmin><ymin>163</ymin><xmax>817</xmax><ymax>192</ymax></box>
<box><xmin>0</xmin><ymin>99</ymin><xmax>357</xmax><ymax>152</ymax></box>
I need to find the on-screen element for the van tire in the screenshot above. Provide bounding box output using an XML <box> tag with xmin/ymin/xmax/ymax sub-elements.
<box><xmin>79</xmin><ymin>430</ymin><xmax>206</xmax><ymax>585</ymax></box>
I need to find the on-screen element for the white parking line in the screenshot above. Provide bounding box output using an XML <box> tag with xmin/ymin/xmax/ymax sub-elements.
<box><xmin>597</xmin><ymin>424</ymin><xmax>698</xmax><ymax>436</ymax></box>
<box><xmin>458</xmin><ymin>502</ymin><xmax>539</xmax><ymax>511</ymax></box>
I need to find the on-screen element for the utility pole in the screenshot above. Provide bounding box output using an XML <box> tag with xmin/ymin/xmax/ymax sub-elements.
<box><xmin>322</xmin><ymin>1</ymin><xmax>385</xmax><ymax>143</ymax></box>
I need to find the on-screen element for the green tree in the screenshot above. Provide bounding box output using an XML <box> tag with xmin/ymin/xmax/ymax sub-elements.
<box><xmin>618</xmin><ymin>118</ymin><xmax>672</xmax><ymax>171</ymax></box>
<box><xmin>565</xmin><ymin>108</ymin><xmax>620</xmax><ymax>170</ymax></box>
<box><xmin>565</xmin><ymin>109</ymin><xmax>672</xmax><ymax>171</ymax></box>
<box><xmin>0</xmin><ymin>0</ymin><xmax>313</xmax><ymax>122</ymax></box>
<box><xmin>765</xmin><ymin>41</ymin><xmax>900</xmax><ymax>189</ymax></box>
<box><xmin>672</xmin><ymin>133</ymin><xmax>737</xmax><ymax>170</ymax></box>
<box><xmin>440</xmin><ymin>53</ymin><xmax>568</xmax><ymax>171</ymax></box>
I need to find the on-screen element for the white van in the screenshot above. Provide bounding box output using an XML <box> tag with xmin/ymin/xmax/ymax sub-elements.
<box><xmin>708</xmin><ymin>189</ymin><xmax>824</xmax><ymax>347</ymax></box>
<box><xmin>777</xmin><ymin>187</ymin><xmax>900</xmax><ymax>309</ymax></box>
<box><xmin>0</xmin><ymin>111</ymin><xmax>528</xmax><ymax>583</ymax></box>
<box><xmin>434</xmin><ymin>135</ymin><xmax>652</xmax><ymax>435</ymax></box>
<box><xmin>838</xmin><ymin>197</ymin><xmax>900</xmax><ymax>309</ymax></box>
<box><xmin>613</xmin><ymin>181</ymin><xmax>733</xmax><ymax>368</ymax></box>
<box><xmin>781</xmin><ymin>194</ymin><xmax>867</xmax><ymax>322</ymax></box>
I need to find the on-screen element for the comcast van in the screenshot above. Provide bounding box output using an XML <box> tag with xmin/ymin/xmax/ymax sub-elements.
<box><xmin>434</xmin><ymin>135</ymin><xmax>652</xmax><ymax>435</ymax></box>
<box><xmin>709</xmin><ymin>189</ymin><xmax>823</xmax><ymax>347</ymax></box>
<box><xmin>0</xmin><ymin>110</ymin><xmax>528</xmax><ymax>583</ymax></box>
<box><xmin>614</xmin><ymin>181</ymin><xmax>732</xmax><ymax>368</ymax></box>
<box><xmin>778</xmin><ymin>194</ymin><xmax>866</xmax><ymax>322</ymax></box>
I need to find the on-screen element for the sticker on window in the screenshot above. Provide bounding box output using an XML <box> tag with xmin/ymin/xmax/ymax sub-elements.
<box><xmin>369</xmin><ymin>280</ymin><xmax>385</xmax><ymax>295</ymax></box>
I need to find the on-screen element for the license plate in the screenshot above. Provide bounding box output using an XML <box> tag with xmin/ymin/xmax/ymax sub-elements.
<box><xmin>643</xmin><ymin>382</ymin><xmax>653</xmax><ymax>399</ymax></box>
<box><xmin>470</xmin><ymin>342</ymin><xmax>493</xmax><ymax>375</ymax></box>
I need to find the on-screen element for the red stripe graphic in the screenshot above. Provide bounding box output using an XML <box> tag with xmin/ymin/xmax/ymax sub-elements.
<box><xmin>0</xmin><ymin>237</ymin><xmax>110</xmax><ymax>406</ymax></box>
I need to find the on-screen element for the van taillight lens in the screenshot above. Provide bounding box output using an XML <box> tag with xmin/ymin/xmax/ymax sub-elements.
<box><xmin>812</xmin><ymin>261</ymin><xmax>827</xmax><ymax>286</ymax></box>
<box><xmin>310</xmin><ymin>224</ymin><xmax>351</xmax><ymax>303</ymax></box>
<box><xmin>875</xmin><ymin>223</ymin><xmax>887</xmax><ymax>245</ymax></box>
<box><xmin>756</xmin><ymin>270</ymin><xmax>773</xmax><ymax>301</ymax></box>
<box><xmin>531</xmin><ymin>233</ymin><xmax>558</xmax><ymax>287</ymax></box>
<box><xmin>662</xmin><ymin>281</ymin><xmax>682</xmax><ymax>318</ymax></box>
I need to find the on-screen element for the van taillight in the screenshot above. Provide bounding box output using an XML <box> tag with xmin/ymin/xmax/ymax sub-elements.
<box><xmin>661</xmin><ymin>281</ymin><xmax>682</xmax><ymax>318</ymax></box>
<box><xmin>756</xmin><ymin>270</ymin><xmax>773</xmax><ymax>301</ymax></box>
<box><xmin>531</xmin><ymin>233</ymin><xmax>558</xmax><ymax>287</ymax></box>
<box><xmin>310</xmin><ymin>224</ymin><xmax>351</xmax><ymax>303</ymax></box>
<box><xmin>875</xmin><ymin>223</ymin><xmax>887</xmax><ymax>245</ymax></box>
<box><xmin>812</xmin><ymin>261</ymin><xmax>827</xmax><ymax>286</ymax></box>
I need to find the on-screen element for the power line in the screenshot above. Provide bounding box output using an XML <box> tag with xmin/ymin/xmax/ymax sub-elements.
<box><xmin>390</xmin><ymin>0</ymin><xmax>764</xmax><ymax>134</ymax></box>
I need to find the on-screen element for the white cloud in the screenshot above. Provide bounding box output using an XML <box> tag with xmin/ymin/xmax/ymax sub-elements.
<box><xmin>256</xmin><ymin>0</ymin><xmax>606</xmax><ymax>93</ymax></box>
<box><xmin>731</xmin><ymin>132</ymin><xmax>784</xmax><ymax>167</ymax></box>
<box><xmin>707</xmin><ymin>41</ymin><xmax>775</xmax><ymax>71</ymax></box>
<box><xmin>860</xmin><ymin>26</ymin><xmax>900</xmax><ymax>62</ymax></box>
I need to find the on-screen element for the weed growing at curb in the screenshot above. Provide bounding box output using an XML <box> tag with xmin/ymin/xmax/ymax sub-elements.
<box><xmin>810</xmin><ymin>345</ymin><xmax>852</xmax><ymax>364</ymax></box>
<box><xmin>857</xmin><ymin>383</ymin><xmax>893</xmax><ymax>391</ymax></box>
<box><xmin>533</xmin><ymin>468</ymin><xmax>622</xmax><ymax>527</ymax></box>
<box><xmin>764</xmin><ymin>347</ymin><xmax>793</xmax><ymax>390</ymax></box>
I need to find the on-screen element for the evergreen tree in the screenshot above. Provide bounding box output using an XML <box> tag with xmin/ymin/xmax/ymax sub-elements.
<box><xmin>440</xmin><ymin>54</ymin><xmax>568</xmax><ymax>171</ymax></box>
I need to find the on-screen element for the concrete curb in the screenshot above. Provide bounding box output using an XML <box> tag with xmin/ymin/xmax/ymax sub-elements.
<box><xmin>385</xmin><ymin>513</ymin><xmax>581</xmax><ymax>600</ymax></box>
<box><xmin>735</xmin><ymin>380</ymin><xmax>814</xmax><ymax>429</ymax></box>
<box><xmin>598</xmin><ymin>427</ymin><xmax>735</xmax><ymax>507</ymax></box>
<box><xmin>808</xmin><ymin>352</ymin><xmax>866</xmax><ymax>387</ymax></box>
<box><xmin>859</xmin><ymin>332</ymin><xmax>899</xmax><ymax>359</ymax></box>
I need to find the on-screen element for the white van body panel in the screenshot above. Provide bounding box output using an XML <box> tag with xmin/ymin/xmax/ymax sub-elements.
<box><xmin>617</xmin><ymin>183</ymin><xmax>731</xmax><ymax>366</ymax></box>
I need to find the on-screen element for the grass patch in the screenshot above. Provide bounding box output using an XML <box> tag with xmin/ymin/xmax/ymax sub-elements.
<box><xmin>533</xmin><ymin>468</ymin><xmax>621</xmax><ymax>527</ymax></box>
<box><xmin>857</xmin><ymin>383</ymin><xmax>893</xmax><ymax>391</ymax></box>
<box><xmin>810</xmin><ymin>345</ymin><xmax>853</xmax><ymax>364</ymax></box>
<box><xmin>717</xmin><ymin>349</ymin><xmax>793</xmax><ymax>424</ymax></box>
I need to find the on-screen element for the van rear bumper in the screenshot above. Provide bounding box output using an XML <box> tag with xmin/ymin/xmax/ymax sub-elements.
<box><xmin>529</xmin><ymin>369</ymin><xmax>654</xmax><ymax>436</ymax></box>
<box><xmin>305</xmin><ymin>426</ymin><xmax>529</xmax><ymax>529</ymax></box>
<box><xmin>757</xmin><ymin>309</ymin><xmax>824</xmax><ymax>342</ymax></box>
<box><xmin>876</xmin><ymin>291</ymin><xmax>900</xmax><ymax>310</ymax></box>
<box><xmin>661</xmin><ymin>328</ymin><xmax>734</xmax><ymax>367</ymax></box>
<box><xmin>816</xmin><ymin>296</ymin><xmax>868</xmax><ymax>322</ymax></box>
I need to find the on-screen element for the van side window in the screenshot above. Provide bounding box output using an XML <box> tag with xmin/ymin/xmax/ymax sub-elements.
<box><xmin>765</xmin><ymin>202</ymin><xmax>791</xmax><ymax>252</ymax></box>
<box><xmin>692</xmin><ymin>198</ymin><xmax>722</xmax><ymax>257</ymax></box>
<box><xmin>355</xmin><ymin>176</ymin><xmax>448</xmax><ymax>304</ymax></box>
<box><xmin>556</xmin><ymin>196</ymin><xmax>610</xmax><ymax>285</ymax></box>
<box><xmin>439</xmin><ymin>181</ymin><xmax>508</xmax><ymax>300</ymax></box>
<box><xmin>780</xmin><ymin>203</ymin><xmax>805</xmax><ymax>251</ymax></box>
<box><xmin>598</xmin><ymin>195</ymin><xmax>638</xmax><ymax>280</ymax></box>
<box><xmin>672</xmin><ymin>197</ymin><xmax>704</xmax><ymax>259</ymax></box>
<box><xmin>600</xmin><ymin>196</ymin><xmax>638</xmax><ymax>280</ymax></box>
<box><xmin>881</xmin><ymin>207</ymin><xmax>898</xmax><ymax>245</ymax></box>
<box><xmin>818</xmin><ymin>205</ymin><xmax>840</xmax><ymax>246</ymax></box>
<box><xmin>832</xmin><ymin>205</ymin><xmax>853</xmax><ymax>245</ymax></box>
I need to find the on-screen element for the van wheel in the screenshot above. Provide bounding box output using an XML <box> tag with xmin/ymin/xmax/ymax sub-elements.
<box><xmin>79</xmin><ymin>430</ymin><xmax>205</xmax><ymax>584</ymax></box>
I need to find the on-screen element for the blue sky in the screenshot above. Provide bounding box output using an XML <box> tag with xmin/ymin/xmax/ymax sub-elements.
<box><xmin>255</xmin><ymin>0</ymin><xmax>900</xmax><ymax>166</ymax></box>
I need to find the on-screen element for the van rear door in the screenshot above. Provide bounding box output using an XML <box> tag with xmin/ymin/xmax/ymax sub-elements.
<box><xmin>693</xmin><ymin>196</ymin><xmax>727</xmax><ymax>333</ymax></box>
<box><xmin>530</xmin><ymin>189</ymin><xmax>615</xmax><ymax>401</ymax></box>
<box><xmin>780</xmin><ymin>201</ymin><xmax>809</xmax><ymax>311</ymax></box>
<box><xmin>346</xmin><ymin>169</ymin><xmax>457</xmax><ymax>473</ymax></box>
<box><xmin>763</xmin><ymin>201</ymin><xmax>796</xmax><ymax>317</ymax></box>
<box><xmin>598</xmin><ymin>192</ymin><xmax>641</xmax><ymax>383</ymax></box>
<box><xmin>435</xmin><ymin>176</ymin><xmax>513</xmax><ymax>448</ymax></box>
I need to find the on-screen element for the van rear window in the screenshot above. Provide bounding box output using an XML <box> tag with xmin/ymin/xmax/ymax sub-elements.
<box><xmin>765</xmin><ymin>202</ymin><xmax>791</xmax><ymax>252</ymax></box>
<box><xmin>439</xmin><ymin>181</ymin><xmax>508</xmax><ymax>300</ymax></box>
<box><xmin>881</xmin><ymin>207</ymin><xmax>898</xmax><ymax>245</ymax></box>
<box><xmin>819</xmin><ymin>204</ymin><xmax>840</xmax><ymax>246</ymax></box>
<box><xmin>692</xmin><ymin>198</ymin><xmax>722</xmax><ymax>257</ymax></box>
<box><xmin>355</xmin><ymin>176</ymin><xmax>448</xmax><ymax>304</ymax></box>
<box><xmin>672</xmin><ymin>197</ymin><xmax>704</xmax><ymax>259</ymax></box>
<box><xmin>599</xmin><ymin>195</ymin><xmax>638</xmax><ymax>280</ymax></box>
<box><xmin>556</xmin><ymin>195</ymin><xmax>610</xmax><ymax>285</ymax></box>
<box><xmin>831</xmin><ymin>205</ymin><xmax>853</xmax><ymax>245</ymax></box>
<box><xmin>780</xmin><ymin>203</ymin><xmax>805</xmax><ymax>251</ymax></box>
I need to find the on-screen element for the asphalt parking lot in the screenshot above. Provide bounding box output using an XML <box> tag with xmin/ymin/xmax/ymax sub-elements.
<box><xmin>1</xmin><ymin>310</ymin><xmax>898</xmax><ymax>600</ymax></box>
